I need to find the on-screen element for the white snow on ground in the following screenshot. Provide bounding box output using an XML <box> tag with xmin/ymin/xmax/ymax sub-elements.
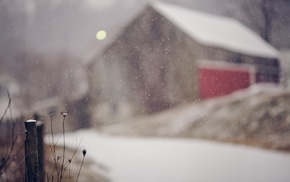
<box><xmin>59</xmin><ymin>129</ymin><xmax>290</xmax><ymax>182</ymax></box>
<box><xmin>161</xmin><ymin>83</ymin><xmax>285</xmax><ymax>135</ymax></box>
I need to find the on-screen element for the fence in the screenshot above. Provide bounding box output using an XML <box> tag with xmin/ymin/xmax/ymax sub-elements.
<box><xmin>1</xmin><ymin>116</ymin><xmax>85</xmax><ymax>181</ymax></box>
<box><xmin>24</xmin><ymin>119</ymin><xmax>45</xmax><ymax>182</ymax></box>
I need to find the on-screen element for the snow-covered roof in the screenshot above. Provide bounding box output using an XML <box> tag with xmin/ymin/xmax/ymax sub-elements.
<box><xmin>151</xmin><ymin>2</ymin><xmax>278</xmax><ymax>58</ymax></box>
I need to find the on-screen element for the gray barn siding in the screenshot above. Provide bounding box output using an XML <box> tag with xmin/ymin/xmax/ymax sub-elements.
<box><xmin>90</xmin><ymin>6</ymin><xmax>204</xmax><ymax>122</ymax></box>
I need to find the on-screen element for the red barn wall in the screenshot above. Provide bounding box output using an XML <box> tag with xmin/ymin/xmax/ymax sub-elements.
<box><xmin>198</xmin><ymin>65</ymin><xmax>254</xmax><ymax>99</ymax></box>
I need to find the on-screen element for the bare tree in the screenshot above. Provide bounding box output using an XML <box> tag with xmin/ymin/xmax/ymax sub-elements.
<box><xmin>261</xmin><ymin>0</ymin><xmax>275</xmax><ymax>42</ymax></box>
<box><xmin>237</xmin><ymin>0</ymin><xmax>289</xmax><ymax>45</ymax></box>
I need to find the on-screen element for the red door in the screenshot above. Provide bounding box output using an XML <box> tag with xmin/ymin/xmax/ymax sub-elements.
<box><xmin>199</xmin><ymin>65</ymin><xmax>253</xmax><ymax>99</ymax></box>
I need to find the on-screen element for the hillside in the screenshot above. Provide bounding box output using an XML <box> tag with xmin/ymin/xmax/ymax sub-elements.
<box><xmin>100</xmin><ymin>84</ymin><xmax>290</xmax><ymax>151</ymax></box>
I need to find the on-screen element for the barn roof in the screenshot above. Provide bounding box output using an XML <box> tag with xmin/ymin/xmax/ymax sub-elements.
<box><xmin>151</xmin><ymin>2</ymin><xmax>278</xmax><ymax>58</ymax></box>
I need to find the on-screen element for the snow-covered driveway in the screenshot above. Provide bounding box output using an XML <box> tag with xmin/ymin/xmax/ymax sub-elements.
<box><xmin>64</xmin><ymin>129</ymin><xmax>290</xmax><ymax>182</ymax></box>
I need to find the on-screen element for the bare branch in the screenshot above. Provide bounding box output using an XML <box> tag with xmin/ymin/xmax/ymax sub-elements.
<box><xmin>0</xmin><ymin>91</ymin><xmax>12</xmax><ymax>125</ymax></box>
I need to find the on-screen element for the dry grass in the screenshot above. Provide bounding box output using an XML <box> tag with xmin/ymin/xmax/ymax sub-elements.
<box><xmin>45</xmin><ymin>145</ymin><xmax>109</xmax><ymax>182</ymax></box>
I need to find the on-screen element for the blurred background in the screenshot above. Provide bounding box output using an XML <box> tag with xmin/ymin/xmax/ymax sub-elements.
<box><xmin>0</xmin><ymin>0</ymin><xmax>289</xmax><ymax>111</ymax></box>
<box><xmin>1</xmin><ymin>0</ymin><xmax>290</xmax><ymax>181</ymax></box>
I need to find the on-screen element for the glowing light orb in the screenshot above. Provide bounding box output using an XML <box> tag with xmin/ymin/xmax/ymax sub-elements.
<box><xmin>96</xmin><ymin>30</ymin><xmax>107</xmax><ymax>40</ymax></box>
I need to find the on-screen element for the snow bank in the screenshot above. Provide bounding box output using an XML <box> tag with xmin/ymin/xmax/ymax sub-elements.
<box><xmin>163</xmin><ymin>84</ymin><xmax>286</xmax><ymax>135</ymax></box>
<box><xmin>99</xmin><ymin>84</ymin><xmax>290</xmax><ymax>154</ymax></box>
<box><xmin>231</xmin><ymin>83</ymin><xmax>284</xmax><ymax>96</ymax></box>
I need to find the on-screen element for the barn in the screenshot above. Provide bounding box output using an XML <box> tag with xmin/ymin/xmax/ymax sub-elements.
<box><xmin>88</xmin><ymin>1</ymin><xmax>280</xmax><ymax>123</ymax></box>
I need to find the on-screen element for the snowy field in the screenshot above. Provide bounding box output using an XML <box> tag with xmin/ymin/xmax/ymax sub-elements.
<box><xmin>60</xmin><ymin>129</ymin><xmax>290</xmax><ymax>182</ymax></box>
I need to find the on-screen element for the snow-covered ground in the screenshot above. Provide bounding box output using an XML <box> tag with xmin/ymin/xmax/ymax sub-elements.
<box><xmin>100</xmin><ymin>84</ymin><xmax>290</xmax><ymax>150</ymax></box>
<box><xmin>61</xmin><ymin>129</ymin><xmax>290</xmax><ymax>182</ymax></box>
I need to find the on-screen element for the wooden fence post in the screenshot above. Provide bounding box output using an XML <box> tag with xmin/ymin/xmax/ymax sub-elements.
<box><xmin>37</xmin><ymin>121</ymin><xmax>45</xmax><ymax>182</ymax></box>
<box><xmin>24</xmin><ymin>119</ymin><xmax>38</xmax><ymax>182</ymax></box>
